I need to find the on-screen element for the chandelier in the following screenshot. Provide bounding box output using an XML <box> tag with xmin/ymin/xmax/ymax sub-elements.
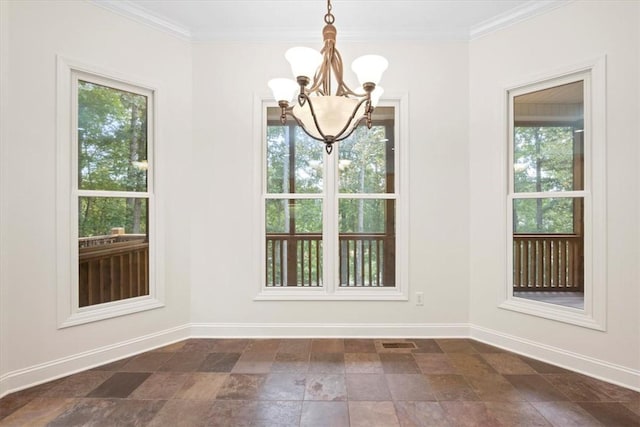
<box><xmin>268</xmin><ymin>0</ymin><xmax>388</xmax><ymax>154</ymax></box>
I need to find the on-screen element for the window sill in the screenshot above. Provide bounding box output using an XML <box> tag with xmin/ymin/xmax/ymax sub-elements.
<box><xmin>255</xmin><ymin>287</ymin><xmax>408</xmax><ymax>301</ymax></box>
<box><xmin>58</xmin><ymin>296</ymin><xmax>164</xmax><ymax>329</ymax></box>
<box><xmin>499</xmin><ymin>297</ymin><xmax>605</xmax><ymax>331</ymax></box>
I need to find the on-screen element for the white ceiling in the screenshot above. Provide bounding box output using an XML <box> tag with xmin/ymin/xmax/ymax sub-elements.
<box><xmin>92</xmin><ymin>0</ymin><xmax>570</xmax><ymax>42</ymax></box>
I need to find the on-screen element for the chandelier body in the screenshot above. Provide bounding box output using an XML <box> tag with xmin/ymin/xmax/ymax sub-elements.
<box><xmin>268</xmin><ymin>0</ymin><xmax>388</xmax><ymax>154</ymax></box>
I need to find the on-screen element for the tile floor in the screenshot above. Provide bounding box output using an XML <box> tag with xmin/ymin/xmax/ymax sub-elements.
<box><xmin>0</xmin><ymin>338</ymin><xmax>638</xmax><ymax>426</ymax></box>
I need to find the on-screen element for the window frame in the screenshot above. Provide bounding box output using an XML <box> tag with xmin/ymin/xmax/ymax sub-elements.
<box><xmin>255</xmin><ymin>96</ymin><xmax>409</xmax><ymax>301</ymax></box>
<box><xmin>56</xmin><ymin>57</ymin><xmax>164</xmax><ymax>328</ymax></box>
<box><xmin>500</xmin><ymin>58</ymin><xmax>607</xmax><ymax>330</ymax></box>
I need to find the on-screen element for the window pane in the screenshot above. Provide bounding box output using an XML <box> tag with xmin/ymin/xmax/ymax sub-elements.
<box><xmin>265</xmin><ymin>199</ymin><xmax>322</xmax><ymax>287</ymax></box>
<box><xmin>339</xmin><ymin>111</ymin><xmax>394</xmax><ymax>194</ymax></box>
<box><xmin>513</xmin><ymin>197</ymin><xmax>582</xmax><ymax>234</ymax></box>
<box><xmin>78</xmin><ymin>196</ymin><xmax>149</xmax><ymax>307</ymax></box>
<box><xmin>339</xmin><ymin>199</ymin><xmax>395</xmax><ymax>287</ymax></box>
<box><xmin>513</xmin><ymin>81</ymin><xmax>584</xmax><ymax>193</ymax></box>
<box><xmin>266</xmin><ymin>120</ymin><xmax>323</xmax><ymax>194</ymax></box>
<box><xmin>78</xmin><ymin>81</ymin><xmax>148</xmax><ymax>192</ymax></box>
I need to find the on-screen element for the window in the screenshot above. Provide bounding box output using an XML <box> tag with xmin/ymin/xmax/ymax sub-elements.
<box><xmin>259</xmin><ymin>103</ymin><xmax>407</xmax><ymax>300</ymax></box>
<box><xmin>501</xmin><ymin>59</ymin><xmax>607</xmax><ymax>330</ymax></box>
<box><xmin>57</xmin><ymin>57</ymin><xmax>163</xmax><ymax>327</ymax></box>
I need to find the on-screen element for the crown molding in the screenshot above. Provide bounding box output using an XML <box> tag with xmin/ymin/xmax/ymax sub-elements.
<box><xmin>90</xmin><ymin>0</ymin><xmax>192</xmax><ymax>41</ymax></box>
<box><xmin>89</xmin><ymin>0</ymin><xmax>572</xmax><ymax>43</ymax></box>
<box><xmin>470</xmin><ymin>0</ymin><xmax>572</xmax><ymax>40</ymax></box>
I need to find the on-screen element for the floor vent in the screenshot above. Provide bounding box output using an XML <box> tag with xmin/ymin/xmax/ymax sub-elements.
<box><xmin>381</xmin><ymin>342</ymin><xmax>417</xmax><ymax>349</ymax></box>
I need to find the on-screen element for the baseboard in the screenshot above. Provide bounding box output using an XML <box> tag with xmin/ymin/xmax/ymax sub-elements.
<box><xmin>190</xmin><ymin>322</ymin><xmax>471</xmax><ymax>338</ymax></box>
<box><xmin>0</xmin><ymin>324</ymin><xmax>190</xmax><ymax>398</ymax></box>
<box><xmin>470</xmin><ymin>324</ymin><xmax>640</xmax><ymax>392</ymax></box>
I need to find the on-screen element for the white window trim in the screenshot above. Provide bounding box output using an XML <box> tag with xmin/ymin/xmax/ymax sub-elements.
<box><xmin>253</xmin><ymin>94</ymin><xmax>409</xmax><ymax>301</ymax></box>
<box><xmin>56</xmin><ymin>56</ymin><xmax>164</xmax><ymax>328</ymax></box>
<box><xmin>499</xmin><ymin>57</ymin><xmax>607</xmax><ymax>331</ymax></box>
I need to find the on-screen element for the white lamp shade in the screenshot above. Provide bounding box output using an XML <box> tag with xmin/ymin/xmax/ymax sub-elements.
<box><xmin>285</xmin><ymin>47</ymin><xmax>323</xmax><ymax>79</ymax></box>
<box><xmin>351</xmin><ymin>54</ymin><xmax>388</xmax><ymax>85</ymax></box>
<box><xmin>268</xmin><ymin>78</ymin><xmax>299</xmax><ymax>103</ymax></box>
<box><xmin>370</xmin><ymin>86</ymin><xmax>384</xmax><ymax>107</ymax></box>
<box><xmin>292</xmin><ymin>95</ymin><xmax>366</xmax><ymax>140</ymax></box>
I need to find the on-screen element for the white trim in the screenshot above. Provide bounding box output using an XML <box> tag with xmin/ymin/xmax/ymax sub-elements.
<box><xmin>56</xmin><ymin>56</ymin><xmax>165</xmax><ymax>328</ymax></box>
<box><xmin>501</xmin><ymin>57</ymin><xmax>607</xmax><ymax>331</ymax></box>
<box><xmin>190</xmin><ymin>322</ymin><xmax>470</xmax><ymax>339</ymax></box>
<box><xmin>470</xmin><ymin>325</ymin><xmax>640</xmax><ymax>392</ymax></box>
<box><xmin>470</xmin><ymin>0</ymin><xmax>571</xmax><ymax>40</ymax></box>
<box><xmin>0</xmin><ymin>324</ymin><xmax>190</xmax><ymax>399</ymax></box>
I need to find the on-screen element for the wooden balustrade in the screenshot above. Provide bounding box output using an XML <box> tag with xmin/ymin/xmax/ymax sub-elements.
<box><xmin>266</xmin><ymin>233</ymin><xmax>393</xmax><ymax>287</ymax></box>
<box><xmin>513</xmin><ymin>234</ymin><xmax>583</xmax><ymax>291</ymax></box>
<box><xmin>79</xmin><ymin>235</ymin><xmax>149</xmax><ymax>307</ymax></box>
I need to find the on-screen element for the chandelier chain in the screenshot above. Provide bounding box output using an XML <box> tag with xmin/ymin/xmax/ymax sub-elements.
<box><xmin>324</xmin><ymin>0</ymin><xmax>335</xmax><ymax>24</ymax></box>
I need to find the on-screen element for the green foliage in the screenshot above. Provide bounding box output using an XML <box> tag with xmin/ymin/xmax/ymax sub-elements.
<box><xmin>77</xmin><ymin>81</ymin><xmax>149</xmax><ymax>237</ymax></box>
<box><xmin>513</xmin><ymin>126</ymin><xmax>581</xmax><ymax>233</ymax></box>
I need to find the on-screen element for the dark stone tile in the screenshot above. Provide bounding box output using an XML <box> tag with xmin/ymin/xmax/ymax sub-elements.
<box><xmin>252</xmin><ymin>401</ymin><xmax>302</xmax><ymax>427</ymax></box>
<box><xmin>278</xmin><ymin>339</ymin><xmax>311</xmax><ymax>354</ymax></box>
<box><xmin>272</xmin><ymin>352</ymin><xmax>309</xmax><ymax>373</ymax></box>
<box><xmin>545</xmin><ymin>374</ymin><xmax>615</xmax><ymax>402</ymax></box>
<box><xmin>197</xmin><ymin>353</ymin><xmax>241</xmax><ymax>372</ymax></box>
<box><xmin>485</xmin><ymin>401</ymin><xmax>552</xmax><ymax>426</ymax></box>
<box><xmin>43</xmin><ymin>371</ymin><xmax>114</xmax><ymax>398</ymax></box>
<box><xmin>301</xmin><ymin>401</ymin><xmax>349</xmax><ymax>427</ymax></box>
<box><xmin>311</xmin><ymin>339</ymin><xmax>345</xmax><ymax>353</ymax></box>
<box><xmin>346</xmin><ymin>374</ymin><xmax>391</xmax><ymax>401</ymax></box>
<box><xmin>427</xmin><ymin>374</ymin><xmax>479</xmax><ymax>401</ymax></box>
<box><xmin>413</xmin><ymin>353</ymin><xmax>456</xmax><ymax>374</ymax></box>
<box><xmin>578</xmin><ymin>402</ymin><xmax>640</xmax><ymax>426</ymax></box>
<box><xmin>0</xmin><ymin>397</ymin><xmax>76</xmax><ymax>425</ymax></box>
<box><xmin>258</xmin><ymin>373</ymin><xmax>306</xmax><ymax>400</ymax></box>
<box><xmin>532</xmin><ymin>401</ymin><xmax>603</xmax><ymax>426</ymax></box>
<box><xmin>394</xmin><ymin>401</ymin><xmax>450</xmax><ymax>426</ymax></box>
<box><xmin>505</xmin><ymin>374</ymin><xmax>570</xmax><ymax>402</ymax></box>
<box><xmin>119</xmin><ymin>352</ymin><xmax>173</xmax><ymax>372</ymax></box>
<box><xmin>0</xmin><ymin>391</ymin><xmax>35</xmax><ymax>420</ymax></box>
<box><xmin>206</xmin><ymin>400</ymin><xmax>258</xmax><ymax>427</ymax></box>
<box><xmin>180</xmin><ymin>339</ymin><xmax>215</xmax><ymax>353</ymax></box>
<box><xmin>146</xmin><ymin>399</ymin><xmax>213</xmax><ymax>427</ymax></box>
<box><xmin>411</xmin><ymin>339</ymin><xmax>444</xmax><ymax>354</ymax></box>
<box><xmin>86</xmin><ymin>372</ymin><xmax>151</xmax><ymax>398</ymax></box>
<box><xmin>215</xmin><ymin>374</ymin><xmax>266</xmax><ymax>400</ymax></box>
<box><xmin>468</xmin><ymin>340</ymin><xmax>506</xmax><ymax>353</ymax></box>
<box><xmin>173</xmin><ymin>373</ymin><xmax>227</xmax><ymax>399</ymax></box>
<box><xmin>379</xmin><ymin>353</ymin><xmax>420</xmax><ymax>374</ymax></box>
<box><xmin>348</xmin><ymin>401</ymin><xmax>400</xmax><ymax>426</ymax></box>
<box><xmin>440</xmin><ymin>401</ymin><xmax>501</xmax><ymax>427</ymax></box>
<box><xmin>209</xmin><ymin>339</ymin><xmax>250</xmax><ymax>353</ymax></box>
<box><xmin>158</xmin><ymin>351</ymin><xmax>208</xmax><ymax>372</ymax></box>
<box><xmin>47</xmin><ymin>398</ymin><xmax>120</xmax><ymax>426</ymax></box>
<box><xmin>465</xmin><ymin>373</ymin><xmax>526</xmax><ymax>402</ymax></box>
<box><xmin>344</xmin><ymin>339</ymin><xmax>377</xmax><ymax>353</ymax></box>
<box><xmin>232</xmin><ymin>351</ymin><xmax>275</xmax><ymax>374</ymax></box>
<box><xmin>436</xmin><ymin>339</ymin><xmax>477</xmax><ymax>354</ymax></box>
<box><xmin>101</xmin><ymin>399</ymin><xmax>166</xmax><ymax>426</ymax></box>
<box><xmin>308</xmin><ymin>353</ymin><xmax>344</xmax><ymax>374</ymax></box>
<box><xmin>304</xmin><ymin>374</ymin><xmax>347</xmax><ymax>401</ymax></box>
<box><xmin>386</xmin><ymin>374</ymin><xmax>435</xmax><ymax>401</ymax></box>
<box><xmin>345</xmin><ymin>353</ymin><xmax>383</xmax><ymax>374</ymax></box>
<box><xmin>448</xmin><ymin>353</ymin><xmax>497</xmax><ymax>377</ymax></box>
<box><xmin>481</xmin><ymin>353</ymin><xmax>538</xmax><ymax>374</ymax></box>
<box><xmin>245</xmin><ymin>339</ymin><xmax>281</xmax><ymax>354</ymax></box>
<box><xmin>129</xmin><ymin>372</ymin><xmax>190</xmax><ymax>399</ymax></box>
<box><xmin>91</xmin><ymin>357</ymin><xmax>134</xmax><ymax>371</ymax></box>
<box><xmin>624</xmin><ymin>399</ymin><xmax>640</xmax><ymax>416</ymax></box>
<box><xmin>520</xmin><ymin>356</ymin><xmax>572</xmax><ymax>374</ymax></box>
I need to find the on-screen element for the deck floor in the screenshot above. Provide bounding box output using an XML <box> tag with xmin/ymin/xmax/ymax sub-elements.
<box><xmin>514</xmin><ymin>291</ymin><xmax>585</xmax><ymax>309</ymax></box>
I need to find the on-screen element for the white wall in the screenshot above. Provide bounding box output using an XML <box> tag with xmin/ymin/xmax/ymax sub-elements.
<box><xmin>0</xmin><ymin>1</ymin><xmax>192</xmax><ymax>394</ymax></box>
<box><xmin>190</xmin><ymin>40</ymin><xmax>470</xmax><ymax>329</ymax></box>
<box><xmin>469</xmin><ymin>0</ymin><xmax>640</xmax><ymax>379</ymax></box>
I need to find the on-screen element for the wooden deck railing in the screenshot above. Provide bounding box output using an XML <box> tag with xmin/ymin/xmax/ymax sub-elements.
<box><xmin>266</xmin><ymin>233</ymin><xmax>394</xmax><ymax>287</ymax></box>
<box><xmin>513</xmin><ymin>234</ymin><xmax>583</xmax><ymax>292</ymax></box>
<box><xmin>79</xmin><ymin>234</ymin><xmax>149</xmax><ymax>307</ymax></box>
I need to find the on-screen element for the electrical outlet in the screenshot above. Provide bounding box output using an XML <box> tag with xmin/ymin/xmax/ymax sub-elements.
<box><xmin>416</xmin><ymin>292</ymin><xmax>424</xmax><ymax>306</ymax></box>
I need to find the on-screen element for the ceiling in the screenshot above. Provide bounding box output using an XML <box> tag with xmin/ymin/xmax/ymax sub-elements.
<box><xmin>92</xmin><ymin>0</ymin><xmax>569</xmax><ymax>42</ymax></box>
